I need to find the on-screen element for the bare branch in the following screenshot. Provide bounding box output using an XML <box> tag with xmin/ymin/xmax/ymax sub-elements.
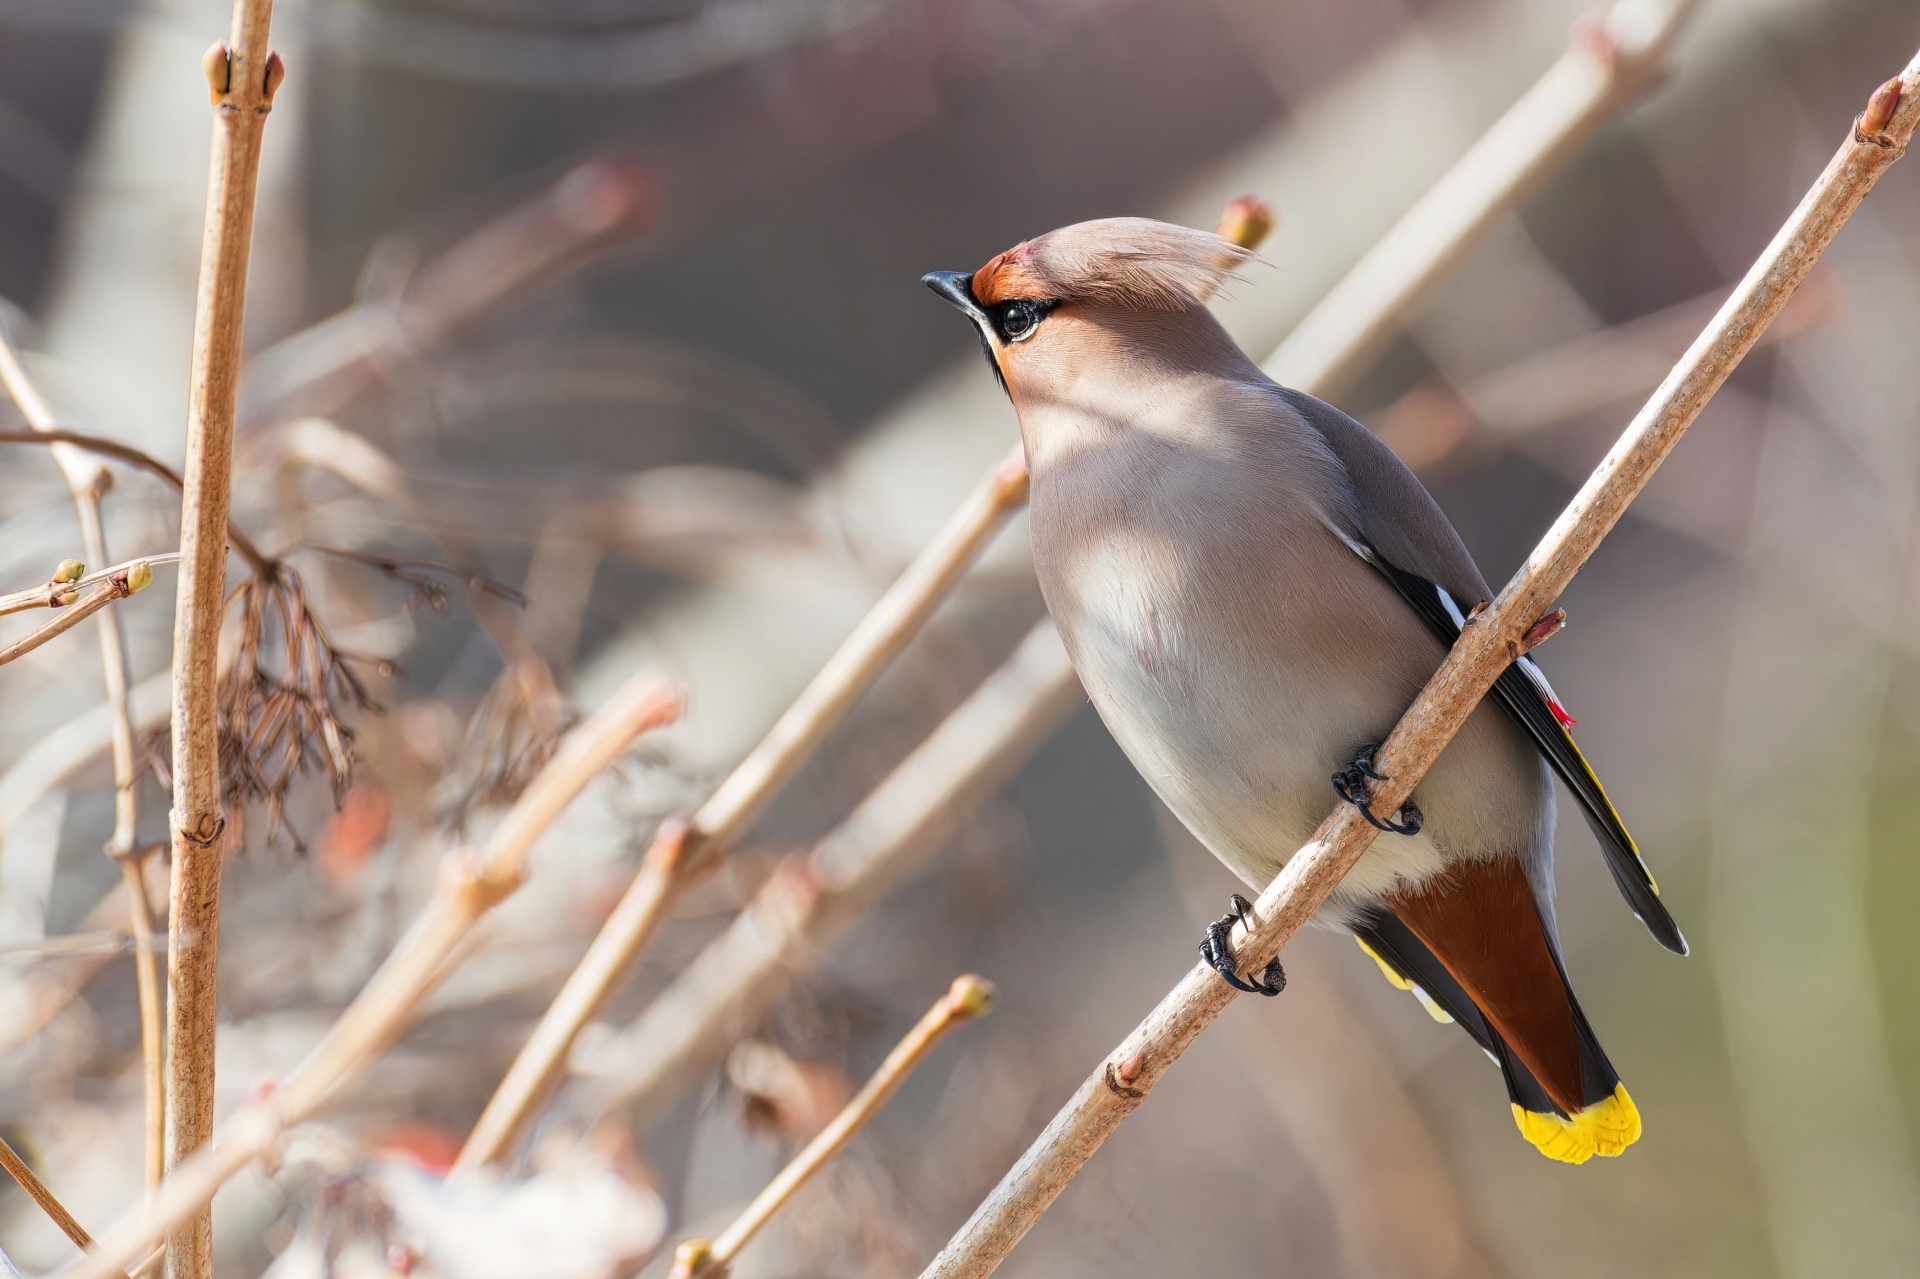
<box><xmin>163</xmin><ymin>6</ymin><xmax>283</xmax><ymax>1274</ymax></box>
<box><xmin>566</xmin><ymin>623</ymin><xmax>1080</xmax><ymax>1124</ymax></box>
<box><xmin>669</xmin><ymin>976</ymin><xmax>995</xmax><ymax>1279</ymax></box>
<box><xmin>1261</xmin><ymin>0</ymin><xmax>1702</xmax><ymax>397</ymax></box>
<box><xmin>918</xmin><ymin>49</ymin><xmax>1920</xmax><ymax>1279</ymax></box>
<box><xmin>0</xmin><ymin>1134</ymin><xmax>130</xmax><ymax>1277</ymax></box>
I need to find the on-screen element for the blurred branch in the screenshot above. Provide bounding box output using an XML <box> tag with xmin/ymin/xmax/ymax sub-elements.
<box><xmin>919</xmin><ymin>55</ymin><xmax>1920</xmax><ymax>1279</ymax></box>
<box><xmin>669</xmin><ymin>975</ymin><xmax>995</xmax><ymax>1279</ymax></box>
<box><xmin>567</xmin><ymin>623</ymin><xmax>1079</xmax><ymax>1124</ymax></box>
<box><xmin>164</xmin><ymin>8</ymin><xmax>283</xmax><ymax>1276</ymax></box>
<box><xmin>0</xmin><ymin>426</ymin><xmax>273</xmax><ymax>578</ymax></box>
<box><xmin>1373</xmin><ymin>275</ymin><xmax>1837</xmax><ymax>471</ymax></box>
<box><xmin>61</xmin><ymin>671</ymin><xmax>685</xmax><ymax>1279</ymax></box>
<box><xmin>454</xmin><ymin>446</ymin><xmax>1031</xmax><ymax>1168</ymax></box>
<box><xmin>1262</xmin><ymin>0</ymin><xmax>1701</xmax><ymax>399</ymax></box>
<box><xmin>240</xmin><ymin>160</ymin><xmax>655</xmax><ymax>430</ymax></box>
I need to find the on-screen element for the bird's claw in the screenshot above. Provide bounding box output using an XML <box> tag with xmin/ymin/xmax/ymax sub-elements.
<box><xmin>1199</xmin><ymin>893</ymin><xmax>1286</xmax><ymax>996</ymax></box>
<box><xmin>1332</xmin><ymin>745</ymin><xmax>1424</xmax><ymax>836</ymax></box>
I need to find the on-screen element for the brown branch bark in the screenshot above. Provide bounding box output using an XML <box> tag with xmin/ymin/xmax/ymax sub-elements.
<box><xmin>918</xmin><ymin>55</ymin><xmax>1920</xmax><ymax>1279</ymax></box>
<box><xmin>59</xmin><ymin>671</ymin><xmax>684</xmax><ymax>1279</ymax></box>
<box><xmin>163</xmin><ymin>5</ymin><xmax>282</xmax><ymax>1275</ymax></box>
<box><xmin>0</xmin><ymin>1134</ymin><xmax>132</xmax><ymax>1277</ymax></box>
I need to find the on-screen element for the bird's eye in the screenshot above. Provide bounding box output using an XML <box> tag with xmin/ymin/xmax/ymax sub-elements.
<box><xmin>1000</xmin><ymin>300</ymin><xmax>1042</xmax><ymax>342</ymax></box>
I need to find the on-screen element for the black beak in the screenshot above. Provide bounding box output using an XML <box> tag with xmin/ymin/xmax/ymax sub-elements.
<box><xmin>922</xmin><ymin>270</ymin><xmax>990</xmax><ymax>326</ymax></box>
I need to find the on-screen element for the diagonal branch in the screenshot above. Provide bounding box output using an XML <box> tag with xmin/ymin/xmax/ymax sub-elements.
<box><xmin>669</xmin><ymin>976</ymin><xmax>995</xmax><ymax>1279</ymax></box>
<box><xmin>1262</xmin><ymin>0</ymin><xmax>1702</xmax><ymax>395</ymax></box>
<box><xmin>918</xmin><ymin>58</ymin><xmax>1920</xmax><ymax>1279</ymax></box>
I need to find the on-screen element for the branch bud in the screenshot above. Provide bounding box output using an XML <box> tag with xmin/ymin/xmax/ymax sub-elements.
<box><xmin>126</xmin><ymin>561</ymin><xmax>154</xmax><ymax>593</ymax></box>
<box><xmin>1215</xmin><ymin>196</ymin><xmax>1276</xmax><ymax>253</ymax></box>
<box><xmin>52</xmin><ymin>559</ymin><xmax>84</xmax><ymax>584</ymax></box>
<box><xmin>946</xmin><ymin>974</ymin><xmax>996</xmax><ymax>1020</ymax></box>
<box><xmin>203</xmin><ymin>42</ymin><xmax>231</xmax><ymax>100</ymax></box>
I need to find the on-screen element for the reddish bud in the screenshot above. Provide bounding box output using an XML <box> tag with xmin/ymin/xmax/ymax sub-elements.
<box><xmin>1861</xmin><ymin>77</ymin><xmax>1903</xmax><ymax>139</ymax></box>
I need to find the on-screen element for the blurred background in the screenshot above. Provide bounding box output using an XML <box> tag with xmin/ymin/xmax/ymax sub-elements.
<box><xmin>1</xmin><ymin>0</ymin><xmax>1918</xmax><ymax>1275</ymax></box>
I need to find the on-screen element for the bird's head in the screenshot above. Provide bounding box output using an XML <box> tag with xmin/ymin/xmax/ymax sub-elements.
<box><xmin>922</xmin><ymin>217</ymin><xmax>1255</xmax><ymax>398</ymax></box>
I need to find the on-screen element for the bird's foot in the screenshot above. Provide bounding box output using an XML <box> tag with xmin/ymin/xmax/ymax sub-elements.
<box><xmin>1199</xmin><ymin>894</ymin><xmax>1286</xmax><ymax>996</ymax></box>
<box><xmin>1332</xmin><ymin>745</ymin><xmax>1424</xmax><ymax>835</ymax></box>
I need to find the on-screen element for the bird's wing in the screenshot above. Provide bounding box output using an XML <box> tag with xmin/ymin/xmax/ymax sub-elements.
<box><xmin>1277</xmin><ymin>386</ymin><xmax>1687</xmax><ymax>956</ymax></box>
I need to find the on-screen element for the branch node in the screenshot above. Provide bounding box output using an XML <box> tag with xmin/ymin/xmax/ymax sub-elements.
<box><xmin>179</xmin><ymin>813</ymin><xmax>225</xmax><ymax>850</ymax></box>
<box><xmin>1104</xmin><ymin>1056</ymin><xmax>1147</xmax><ymax>1100</ymax></box>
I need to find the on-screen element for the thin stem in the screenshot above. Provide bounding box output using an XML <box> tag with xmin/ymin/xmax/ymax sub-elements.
<box><xmin>164</xmin><ymin>5</ymin><xmax>282</xmax><ymax>1276</ymax></box>
<box><xmin>0</xmin><ymin>1134</ymin><xmax>131</xmax><ymax>1278</ymax></box>
<box><xmin>0</xmin><ymin>575</ymin><xmax>146</xmax><ymax>668</ymax></box>
<box><xmin>670</xmin><ymin>976</ymin><xmax>995</xmax><ymax>1279</ymax></box>
<box><xmin>59</xmin><ymin>672</ymin><xmax>684</xmax><ymax>1279</ymax></box>
<box><xmin>0</xmin><ymin>556</ymin><xmax>175</xmax><ymax>619</ymax></box>
<box><xmin>918</xmin><ymin>54</ymin><xmax>1920</xmax><ymax>1279</ymax></box>
<box><xmin>1261</xmin><ymin>0</ymin><xmax>1703</xmax><ymax>398</ymax></box>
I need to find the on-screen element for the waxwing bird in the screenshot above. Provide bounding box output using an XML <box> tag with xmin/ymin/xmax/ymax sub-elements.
<box><xmin>922</xmin><ymin>217</ymin><xmax>1686</xmax><ymax>1165</ymax></box>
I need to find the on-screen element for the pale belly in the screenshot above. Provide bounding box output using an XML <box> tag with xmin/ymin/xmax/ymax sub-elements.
<box><xmin>1046</xmin><ymin>526</ymin><xmax>1548</xmax><ymax>915</ymax></box>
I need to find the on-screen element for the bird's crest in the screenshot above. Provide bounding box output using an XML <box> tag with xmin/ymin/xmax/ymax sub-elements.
<box><xmin>972</xmin><ymin>217</ymin><xmax>1254</xmax><ymax>311</ymax></box>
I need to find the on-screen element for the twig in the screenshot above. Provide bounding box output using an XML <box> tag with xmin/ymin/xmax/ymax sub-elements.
<box><xmin>0</xmin><ymin>332</ymin><xmax>165</xmax><ymax>1192</ymax></box>
<box><xmin>58</xmin><ymin>671</ymin><xmax>685</xmax><ymax>1279</ymax></box>
<box><xmin>0</xmin><ymin>557</ymin><xmax>175</xmax><ymax>619</ymax></box>
<box><xmin>0</xmin><ymin>571</ymin><xmax>153</xmax><ymax>668</ymax></box>
<box><xmin>918</xmin><ymin>56</ymin><xmax>1920</xmax><ymax>1279</ymax></box>
<box><xmin>0</xmin><ymin>1134</ymin><xmax>131</xmax><ymax>1278</ymax></box>
<box><xmin>566</xmin><ymin>624</ymin><xmax>1079</xmax><ymax>1124</ymax></box>
<box><xmin>669</xmin><ymin>976</ymin><xmax>996</xmax><ymax>1279</ymax></box>
<box><xmin>1261</xmin><ymin>0</ymin><xmax>1701</xmax><ymax>397</ymax></box>
<box><xmin>164</xmin><ymin>6</ymin><xmax>283</xmax><ymax>1275</ymax></box>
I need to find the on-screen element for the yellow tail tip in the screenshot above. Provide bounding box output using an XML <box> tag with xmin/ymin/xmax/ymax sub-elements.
<box><xmin>1512</xmin><ymin>1084</ymin><xmax>1642</xmax><ymax>1164</ymax></box>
